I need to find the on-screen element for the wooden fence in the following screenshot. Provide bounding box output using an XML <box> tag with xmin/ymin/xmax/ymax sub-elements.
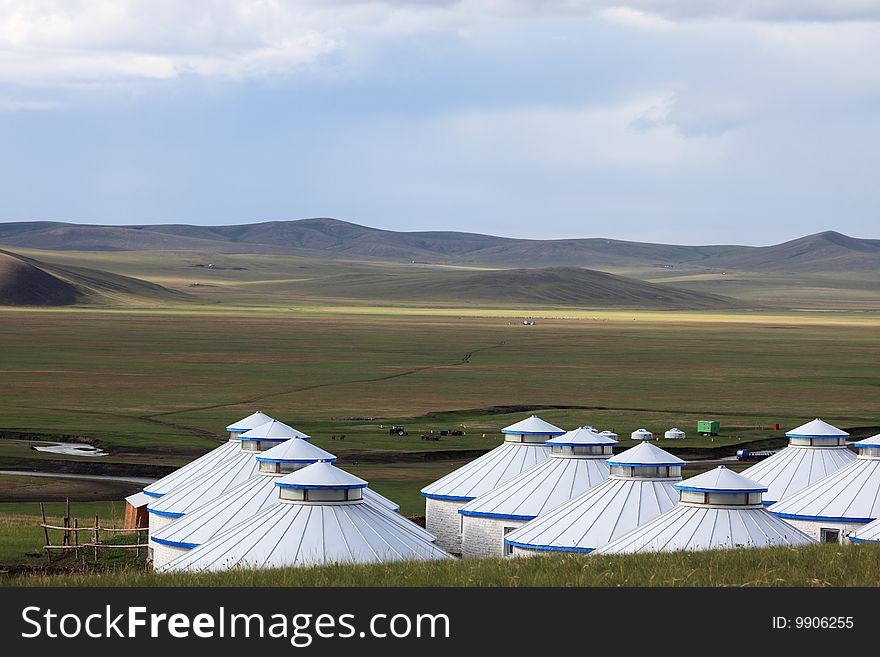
<box><xmin>39</xmin><ymin>499</ymin><xmax>148</xmax><ymax>562</ymax></box>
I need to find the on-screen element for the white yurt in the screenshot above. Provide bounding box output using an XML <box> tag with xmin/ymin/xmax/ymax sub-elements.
<box><xmin>226</xmin><ymin>411</ymin><xmax>274</xmax><ymax>440</ymax></box>
<box><xmin>147</xmin><ymin>419</ymin><xmax>310</xmax><ymax>534</ymax></box>
<box><xmin>505</xmin><ymin>442</ymin><xmax>684</xmax><ymax>555</ymax></box>
<box><xmin>631</xmin><ymin>428</ymin><xmax>654</xmax><ymax>441</ymax></box>
<box><xmin>160</xmin><ymin>462</ymin><xmax>451</xmax><ymax>572</ymax></box>
<box><xmin>458</xmin><ymin>427</ymin><xmax>617</xmax><ymax>558</ymax></box>
<box><xmin>848</xmin><ymin>516</ymin><xmax>880</xmax><ymax>544</ymax></box>
<box><xmin>142</xmin><ymin>411</ymin><xmax>277</xmax><ymax>501</ymax></box>
<box><xmin>741</xmin><ymin>418</ymin><xmax>855</xmax><ymax>505</ymax></box>
<box><xmin>599</xmin><ymin>430</ymin><xmax>618</xmax><ymax>440</ymax></box>
<box><xmin>420</xmin><ymin>415</ymin><xmax>564</xmax><ymax>554</ymax></box>
<box><xmin>769</xmin><ymin>434</ymin><xmax>880</xmax><ymax>543</ymax></box>
<box><xmin>664</xmin><ymin>427</ymin><xmax>686</xmax><ymax>440</ymax></box>
<box><xmin>596</xmin><ymin>466</ymin><xmax>815</xmax><ymax>554</ymax></box>
<box><xmin>149</xmin><ymin>439</ymin><xmax>424</xmax><ymax>568</ymax></box>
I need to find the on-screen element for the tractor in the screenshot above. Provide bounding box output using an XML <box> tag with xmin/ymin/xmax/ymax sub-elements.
<box><xmin>389</xmin><ymin>425</ymin><xmax>408</xmax><ymax>436</ymax></box>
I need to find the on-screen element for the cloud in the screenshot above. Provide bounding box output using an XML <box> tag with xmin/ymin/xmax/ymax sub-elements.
<box><xmin>0</xmin><ymin>98</ymin><xmax>61</xmax><ymax>111</ymax></box>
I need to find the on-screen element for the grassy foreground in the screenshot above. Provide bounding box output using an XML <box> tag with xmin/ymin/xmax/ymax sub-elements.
<box><xmin>4</xmin><ymin>544</ymin><xmax>880</xmax><ymax>587</ymax></box>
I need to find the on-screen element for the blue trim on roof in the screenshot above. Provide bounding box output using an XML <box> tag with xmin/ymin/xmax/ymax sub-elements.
<box><xmin>150</xmin><ymin>536</ymin><xmax>200</xmax><ymax>549</ymax></box>
<box><xmin>675</xmin><ymin>484</ymin><xmax>767</xmax><ymax>494</ymax></box>
<box><xmin>762</xmin><ymin>500</ymin><xmax>777</xmax><ymax>506</ymax></box>
<box><xmin>275</xmin><ymin>482</ymin><xmax>366</xmax><ymax>490</ymax></box>
<box><xmin>770</xmin><ymin>511</ymin><xmax>875</xmax><ymax>523</ymax></box>
<box><xmin>607</xmin><ymin>460</ymin><xmax>684</xmax><ymax>467</ymax></box>
<box><xmin>458</xmin><ymin>509</ymin><xmax>535</xmax><ymax>521</ymax></box>
<box><xmin>147</xmin><ymin>508</ymin><xmax>184</xmax><ymax>518</ymax></box>
<box><xmin>786</xmin><ymin>432</ymin><xmax>849</xmax><ymax>439</ymax></box>
<box><xmin>504</xmin><ymin>539</ymin><xmax>595</xmax><ymax>553</ymax></box>
<box><xmin>226</xmin><ymin>427</ymin><xmax>247</xmax><ymax>432</ymax></box>
<box><xmin>235</xmin><ymin>436</ymin><xmax>301</xmax><ymax>442</ymax></box>
<box><xmin>849</xmin><ymin>536</ymin><xmax>880</xmax><ymax>544</ymax></box>
<box><xmin>255</xmin><ymin>456</ymin><xmax>336</xmax><ymax>463</ymax></box>
<box><xmin>547</xmin><ymin>441</ymin><xmax>617</xmax><ymax>447</ymax></box>
<box><xmin>855</xmin><ymin>440</ymin><xmax>880</xmax><ymax>448</ymax></box>
<box><xmin>501</xmin><ymin>429</ymin><xmax>565</xmax><ymax>436</ymax></box>
<box><xmin>420</xmin><ymin>492</ymin><xmax>474</xmax><ymax>502</ymax></box>
<box><xmin>142</xmin><ymin>490</ymin><xmax>163</xmax><ymax>498</ymax></box>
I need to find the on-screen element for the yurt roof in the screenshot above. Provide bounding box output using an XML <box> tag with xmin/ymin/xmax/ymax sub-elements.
<box><xmin>255</xmin><ymin>439</ymin><xmax>335</xmax><ymax>463</ymax></box>
<box><xmin>595</xmin><ymin>504</ymin><xmax>815</xmax><ymax>554</ymax></box>
<box><xmin>546</xmin><ymin>427</ymin><xmax>618</xmax><ymax>447</ymax></box>
<box><xmin>143</xmin><ymin>441</ymin><xmax>241</xmax><ymax>498</ymax></box>
<box><xmin>667</xmin><ymin>427</ymin><xmax>684</xmax><ymax>433</ymax></box>
<box><xmin>420</xmin><ymin>442</ymin><xmax>550</xmax><ymax>501</ymax></box>
<box><xmin>458</xmin><ymin>456</ymin><xmax>610</xmax><ymax>521</ymax></box>
<box><xmin>850</xmin><ymin>516</ymin><xmax>880</xmax><ymax>543</ymax></box>
<box><xmin>504</xmin><ymin>477</ymin><xmax>679</xmax><ymax>552</ymax></box>
<box><xmin>150</xmin><ymin>473</ymin><xmax>431</xmax><ymax>549</ymax></box>
<box><xmin>147</xmin><ymin>450</ymin><xmax>260</xmax><ymax>518</ymax></box>
<box><xmin>159</xmin><ymin>501</ymin><xmax>450</xmax><ymax>572</ymax></box>
<box><xmin>769</xmin><ymin>458</ymin><xmax>880</xmax><ymax>523</ymax></box>
<box><xmin>633</xmin><ymin>428</ymin><xmax>652</xmax><ymax>433</ymax></box>
<box><xmin>124</xmin><ymin>491</ymin><xmax>152</xmax><ymax>508</ymax></box>
<box><xmin>786</xmin><ymin>418</ymin><xmax>849</xmax><ymax>438</ymax></box>
<box><xmin>501</xmin><ymin>416</ymin><xmax>565</xmax><ymax>435</ymax></box>
<box><xmin>855</xmin><ymin>433</ymin><xmax>880</xmax><ymax>447</ymax></box>
<box><xmin>599</xmin><ymin>431</ymin><xmax>618</xmax><ymax>437</ymax></box>
<box><xmin>675</xmin><ymin>466</ymin><xmax>767</xmax><ymax>494</ymax></box>
<box><xmin>276</xmin><ymin>461</ymin><xmax>367</xmax><ymax>490</ymax></box>
<box><xmin>740</xmin><ymin>443</ymin><xmax>856</xmax><ymax>504</ymax></box>
<box><xmin>607</xmin><ymin>442</ymin><xmax>685</xmax><ymax>467</ymax></box>
<box><xmin>238</xmin><ymin>419</ymin><xmax>311</xmax><ymax>441</ymax></box>
<box><xmin>226</xmin><ymin>411</ymin><xmax>274</xmax><ymax>432</ymax></box>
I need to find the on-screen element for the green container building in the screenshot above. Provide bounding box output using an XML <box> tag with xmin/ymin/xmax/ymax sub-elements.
<box><xmin>697</xmin><ymin>420</ymin><xmax>720</xmax><ymax>436</ymax></box>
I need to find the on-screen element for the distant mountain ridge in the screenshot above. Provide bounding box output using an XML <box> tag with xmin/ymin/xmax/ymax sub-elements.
<box><xmin>0</xmin><ymin>219</ymin><xmax>876</xmax><ymax>273</ymax></box>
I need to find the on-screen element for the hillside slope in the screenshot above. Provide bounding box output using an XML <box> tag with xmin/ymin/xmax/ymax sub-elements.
<box><xmin>0</xmin><ymin>249</ymin><xmax>189</xmax><ymax>306</ymax></box>
<box><xmin>289</xmin><ymin>265</ymin><xmax>739</xmax><ymax>309</ymax></box>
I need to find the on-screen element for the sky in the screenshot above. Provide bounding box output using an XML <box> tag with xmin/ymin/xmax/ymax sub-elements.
<box><xmin>0</xmin><ymin>1</ymin><xmax>879</xmax><ymax>245</ymax></box>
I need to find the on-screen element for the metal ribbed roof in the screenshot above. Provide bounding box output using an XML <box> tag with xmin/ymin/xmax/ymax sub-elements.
<box><xmin>458</xmin><ymin>456</ymin><xmax>610</xmax><ymax>521</ymax></box>
<box><xmin>741</xmin><ymin>444</ymin><xmax>856</xmax><ymax>503</ymax></box>
<box><xmin>501</xmin><ymin>415</ymin><xmax>565</xmax><ymax>435</ymax></box>
<box><xmin>607</xmin><ymin>442</ymin><xmax>685</xmax><ymax>467</ymax></box>
<box><xmin>505</xmin><ymin>477</ymin><xmax>680</xmax><ymax>552</ymax></box>
<box><xmin>238</xmin><ymin>419</ymin><xmax>310</xmax><ymax>441</ymax></box>
<box><xmin>255</xmin><ymin>438</ymin><xmax>335</xmax><ymax>463</ymax></box>
<box><xmin>676</xmin><ymin>466</ymin><xmax>767</xmax><ymax>493</ymax></box>
<box><xmin>226</xmin><ymin>411</ymin><xmax>274</xmax><ymax>432</ymax></box>
<box><xmin>143</xmin><ymin>441</ymin><xmax>241</xmax><ymax>498</ymax></box>
<box><xmin>546</xmin><ymin>427</ymin><xmax>618</xmax><ymax>447</ymax></box>
<box><xmin>276</xmin><ymin>461</ymin><xmax>366</xmax><ymax>489</ymax></box>
<box><xmin>148</xmin><ymin>450</ymin><xmax>261</xmax><ymax>518</ymax></box>
<box><xmin>786</xmin><ymin>418</ymin><xmax>849</xmax><ymax>438</ymax></box>
<box><xmin>159</xmin><ymin>501</ymin><xmax>450</xmax><ymax>572</ymax></box>
<box><xmin>150</xmin><ymin>473</ymin><xmax>432</xmax><ymax>548</ymax></box>
<box><xmin>596</xmin><ymin>504</ymin><xmax>815</xmax><ymax>554</ymax></box>
<box><xmin>420</xmin><ymin>442</ymin><xmax>550</xmax><ymax>500</ymax></box>
<box><xmin>769</xmin><ymin>457</ymin><xmax>880</xmax><ymax>522</ymax></box>
<box><xmin>850</xmin><ymin>516</ymin><xmax>880</xmax><ymax>543</ymax></box>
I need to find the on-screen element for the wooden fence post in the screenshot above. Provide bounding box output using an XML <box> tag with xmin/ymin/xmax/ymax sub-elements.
<box><xmin>73</xmin><ymin>518</ymin><xmax>79</xmax><ymax>561</ymax></box>
<box><xmin>94</xmin><ymin>515</ymin><xmax>99</xmax><ymax>562</ymax></box>
<box><xmin>40</xmin><ymin>502</ymin><xmax>50</xmax><ymax>563</ymax></box>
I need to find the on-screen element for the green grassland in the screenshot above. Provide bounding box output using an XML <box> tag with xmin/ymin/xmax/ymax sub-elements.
<box><xmin>4</xmin><ymin>544</ymin><xmax>879</xmax><ymax>587</ymax></box>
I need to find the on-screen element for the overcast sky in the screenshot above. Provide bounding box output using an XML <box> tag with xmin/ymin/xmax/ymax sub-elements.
<box><xmin>1</xmin><ymin>1</ymin><xmax>878</xmax><ymax>244</ymax></box>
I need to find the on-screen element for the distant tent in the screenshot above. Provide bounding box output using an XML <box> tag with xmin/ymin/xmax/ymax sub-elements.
<box><xmin>664</xmin><ymin>428</ymin><xmax>686</xmax><ymax>440</ymax></box>
<box><xmin>742</xmin><ymin>418</ymin><xmax>855</xmax><ymax>504</ymax></box>
<box><xmin>160</xmin><ymin>462</ymin><xmax>450</xmax><ymax>572</ymax></box>
<box><xmin>631</xmin><ymin>428</ymin><xmax>653</xmax><ymax>441</ymax></box>
<box><xmin>421</xmin><ymin>415</ymin><xmax>564</xmax><ymax>554</ymax></box>
<box><xmin>596</xmin><ymin>466</ymin><xmax>814</xmax><ymax>554</ymax></box>
<box><xmin>506</xmin><ymin>442</ymin><xmax>684</xmax><ymax>555</ymax></box>
<box><xmin>458</xmin><ymin>427</ymin><xmax>617</xmax><ymax>558</ymax></box>
<box><xmin>769</xmin><ymin>434</ymin><xmax>880</xmax><ymax>544</ymax></box>
<box><xmin>225</xmin><ymin>411</ymin><xmax>275</xmax><ymax>440</ymax></box>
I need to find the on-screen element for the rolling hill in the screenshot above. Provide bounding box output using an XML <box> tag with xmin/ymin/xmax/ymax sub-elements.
<box><xmin>0</xmin><ymin>249</ymin><xmax>189</xmax><ymax>306</ymax></box>
<box><xmin>1</xmin><ymin>219</ymin><xmax>877</xmax><ymax>274</ymax></box>
<box><xmin>303</xmin><ymin>266</ymin><xmax>739</xmax><ymax>309</ymax></box>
